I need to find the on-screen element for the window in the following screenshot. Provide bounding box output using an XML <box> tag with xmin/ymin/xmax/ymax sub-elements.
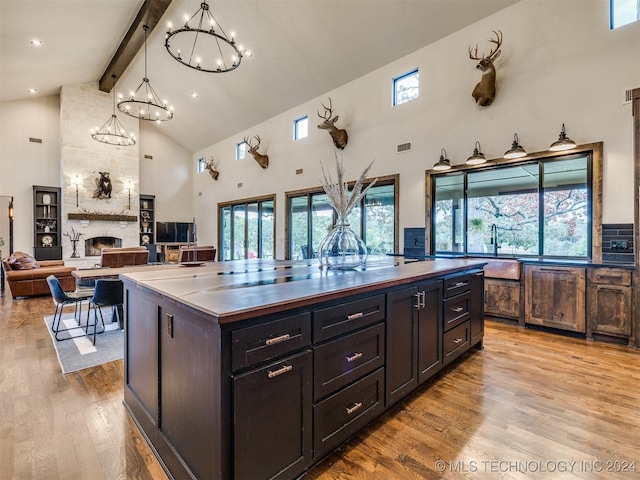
<box><xmin>197</xmin><ymin>157</ymin><xmax>206</xmax><ymax>173</ymax></box>
<box><xmin>219</xmin><ymin>196</ymin><xmax>275</xmax><ymax>261</ymax></box>
<box><xmin>393</xmin><ymin>68</ymin><xmax>419</xmax><ymax>106</ymax></box>
<box><xmin>431</xmin><ymin>152</ymin><xmax>593</xmax><ymax>259</ymax></box>
<box><xmin>236</xmin><ymin>141</ymin><xmax>246</xmax><ymax>160</ymax></box>
<box><xmin>294</xmin><ymin>116</ymin><xmax>308</xmax><ymax>140</ymax></box>
<box><xmin>611</xmin><ymin>0</ymin><xmax>639</xmax><ymax>28</ymax></box>
<box><xmin>286</xmin><ymin>176</ymin><xmax>398</xmax><ymax>260</ymax></box>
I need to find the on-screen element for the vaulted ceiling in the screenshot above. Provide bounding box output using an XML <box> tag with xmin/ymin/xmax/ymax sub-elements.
<box><xmin>0</xmin><ymin>0</ymin><xmax>519</xmax><ymax>152</ymax></box>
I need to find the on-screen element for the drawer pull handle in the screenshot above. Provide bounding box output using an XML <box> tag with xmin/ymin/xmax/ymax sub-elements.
<box><xmin>347</xmin><ymin>312</ymin><xmax>364</xmax><ymax>321</ymax></box>
<box><xmin>452</xmin><ymin>307</ymin><xmax>464</xmax><ymax>313</ymax></box>
<box><xmin>453</xmin><ymin>281</ymin><xmax>467</xmax><ymax>287</ymax></box>
<box><xmin>345</xmin><ymin>352</ymin><xmax>363</xmax><ymax>363</ymax></box>
<box><xmin>540</xmin><ymin>268</ymin><xmax>571</xmax><ymax>274</ymax></box>
<box><xmin>452</xmin><ymin>338</ymin><xmax>463</xmax><ymax>344</ymax></box>
<box><xmin>267</xmin><ymin>364</ymin><xmax>292</xmax><ymax>378</ymax></box>
<box><xmin>597</xmin><ymin>275</ymin><xmax>623</xmax><ymax>280</ymax></box>
<box><xmin>265</xmin><ymin>333</ymin><xmax>290</xmax><ymax>346</ymax></box>
<box><xmin>345</xmin><ymin>402</ymin><xmax>363</xmax><ymax>415</ymax></box>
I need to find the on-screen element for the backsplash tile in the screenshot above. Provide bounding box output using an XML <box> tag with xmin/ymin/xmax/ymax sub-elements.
<box><xmin>602</xmin><ymin>224</ymin><xmax>634</xmax><ymax>264</ymax></box>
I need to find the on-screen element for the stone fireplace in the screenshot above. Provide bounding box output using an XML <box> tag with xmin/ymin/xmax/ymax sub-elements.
<box><xmin>59</xmin><ymin>82</ymin><xmax>140</xmax><ymax>262</ymax></box>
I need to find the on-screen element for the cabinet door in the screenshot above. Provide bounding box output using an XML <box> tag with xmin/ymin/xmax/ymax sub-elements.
<box><xmin>589</xmin><ymin>284</ymin><xmax>632</xmax><ymax>337</ymax></box>
<box><xmin>385</xmin><ymin>286</ymin><xmax>419</xmax><ymax>406</ymax></box>
<box><xmin>417</xmin><ymin>281</ymin><xmax>442</xmax><ymax>384</ymax></box>
<box><xmin>485</xmin><ymin>278</ymin><xmax>521</xmax><ymax>319</ymax></box>
<box><xmin>469</xmin><ymin>270</ymin><xmax>485</xmax><ymax>346</ymax></box>
<box><xmin>234</xmin><ymin>350</ymin><xmax>312</xmax><ymax>480</ymax></box>
<box><xmin>160</xmin><ymin>307</ymin><xmax>218</xmax><ymax>480</ymax></box>
<box><xmin>525</xmin><ymin>266</ymin><xmax>586</xmax><ymax>333</ymax></box>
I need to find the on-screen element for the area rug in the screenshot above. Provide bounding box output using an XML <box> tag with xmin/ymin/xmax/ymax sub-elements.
<box><xmin>43</xmin><ymin>307</ymin><xmax>123</xmax><ymax>374</ymax></box>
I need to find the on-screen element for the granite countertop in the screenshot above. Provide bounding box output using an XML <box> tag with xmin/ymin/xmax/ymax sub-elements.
<box><xmin>428</xmin><ymin>254</ymin><xmax>635</xmax><ymax>270</ymax></box>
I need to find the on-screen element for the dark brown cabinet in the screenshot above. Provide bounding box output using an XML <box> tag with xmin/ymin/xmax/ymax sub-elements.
<box><xmin>470</xmin><ymin>270</ymin><xmax>485</xmax><ymax>346</ymax></box>
<box><xmin>234</xmin><ymin>350</ymin><xmax>313</xmax><ymax>480</ymax></box>
<box><xmin>32</xmin><ymin>186</ymin><xmax>62</xmax><ymax>260</ymax></box>
<box><xmin>386</xmin><ymin>280</ymin><xmax>442</xmax><ymax>406</ymax></box>
<box><xmin>485</xmin><ymin>278</ymin><xmax>521</xmax><ymax>320</ymax></box>
<box><xmin>587</xmin><ymin>268</ymin><xmax>632</xmax><ymax>342</ymax></box>
<box><xmin>524</xmin><ymin>265</ymin><xmax>586</xmax><ymax>333</ymax></box>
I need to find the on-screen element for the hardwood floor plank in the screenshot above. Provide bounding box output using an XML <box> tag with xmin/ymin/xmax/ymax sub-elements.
<box><xmin>2</xmin><ymin>293</ymin><xmax>639</xmax><ymax>480</ymax></box>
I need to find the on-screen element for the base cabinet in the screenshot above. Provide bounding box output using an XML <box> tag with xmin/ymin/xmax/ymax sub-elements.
<box><xmin>233</xmin><ymin>350</ymin><xmax>313</xmax><ymax>480</ymax></box>
<box><xmin>484</xmin><ymin>278</ymin><xmax>521</xmax><ymax>320</ymax></box>
<box><xmin>123</xmin><ymin>264</ymin><xmax>485</xmax><ymax>480</ymax></box>
<box><xmin>587</xmin><ymin>268</ymin><xmax>632</xmax><ymax>341</ymax></box>
<box><xmin>524</xmin><ymin>265</ymin><xmax>586</xmax><ymax>333</ymax></box>
<box><xmin>386</xmin><ymin>280</ymin><xmax>443</xmax><ymax>406</ymax></box>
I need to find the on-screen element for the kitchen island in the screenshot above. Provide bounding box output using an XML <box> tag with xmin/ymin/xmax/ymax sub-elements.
<box><xmin>121</xmin><ymin>257</ymin><xmax>486</xmax><ymax>480</ymax></box>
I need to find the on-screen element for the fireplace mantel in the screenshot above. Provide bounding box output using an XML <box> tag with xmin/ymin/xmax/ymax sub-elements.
<box><xmin>68</xmin><ymin>213</ymin><xmax>137</xmax><ymax>222</ymax></box>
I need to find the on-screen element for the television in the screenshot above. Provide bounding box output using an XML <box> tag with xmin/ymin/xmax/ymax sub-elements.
<box><xmin>156</xmin><ymin>222</ymin><xmax>194</xmax><ymax>243</ymax></box>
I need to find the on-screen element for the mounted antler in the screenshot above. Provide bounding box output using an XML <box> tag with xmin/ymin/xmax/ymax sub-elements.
<box><xmin>469</xmin><ymin>30</ymin><xmax>503</xmax><ymax>107</ymax></box>
<box><xmin>244</xmin><ymin>135</ymin><xmax>269</xmax><ymax>169</ymax></box>
<box><xmin>317</xmin><ymin>97</ymin><xmax>348</xmax><ymax>149</ymax></box>
<box><xmin>203</xmin><ymin>156</ymin><xmax>219</xmax><ymax>180</ymax></box>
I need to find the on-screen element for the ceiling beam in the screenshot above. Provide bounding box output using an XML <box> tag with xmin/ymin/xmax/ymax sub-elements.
<box><xmin>99</xmin><ymin>0</ymin><xmax>172</xmax><ymax>92</ymax></box>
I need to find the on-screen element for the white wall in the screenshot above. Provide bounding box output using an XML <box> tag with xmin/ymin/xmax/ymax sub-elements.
<box><xmin>139</xmin><ymin>121</ymin><xmax>193</xmax><ymax>222</ymax></box>
<box><xmin>0</xmin><ymin>95</ymin><xmax>61</xmax><ymax>251</ymax></box>
<box><xmin>192</xmin><ymin>0</ymin><xmax>640</xmax><ymax>259</ymax></box>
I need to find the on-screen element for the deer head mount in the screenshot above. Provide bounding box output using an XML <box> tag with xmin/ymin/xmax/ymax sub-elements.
<box><xmin>317</xmin><ymin>97</ymin><xmax>348</xmax><ymax>150</ymax></box>
<box><xmin>244</xmin><ymin>135</ymin><xmax>269</xmax><ymax>169</ymax></box>
<box><xmin>469</xmin><ymin>30</ymin><xmax>503</xmax><ymax>107</ymax></box>
<box><xmin>203</xmin><ymin>156</ymin><xmax>219</xmax><ymax>180</ymax></box>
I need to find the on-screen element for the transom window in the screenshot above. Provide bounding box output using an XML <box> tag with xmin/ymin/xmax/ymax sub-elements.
<box><xmin>197</xmin><ymin>157</ymin><xmax>206</xmax><ymax>173</ymax></box>
<box><xmin>611</xmin><ymin>0</ymin><xmax>639</xmax><ymax>29</ymax></box>
<box><xmin>236</xmin><ymin>141</ymin><xmax>246</xmax><ymax>160</ymax></box>
<box><xmin>219</xmin><ymin>195</ymin><xmax>275</xmax><ymax>261</ymax></box>
<box><xmin>393</xmin><ymin>68</ymin><xmax>419</xmax><ymax>106</ymax></box>
<box><xmin>431</xmin><ymin>152</ymin><xmax>593</xmax><ymax>259</ymax></box>
<box><xmin>286</xmin><ymin>176</ymin><xmax>398</xmax><ymax>260</ymax></box>
<box><xmin>294</xmin><ymin>116</ymin><xmax>308</xmax><ymax>140</ymax></box>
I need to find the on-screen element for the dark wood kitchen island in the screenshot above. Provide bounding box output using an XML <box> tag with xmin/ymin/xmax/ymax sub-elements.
<box><xmin>120</xmin><ymin>257</ymin><xmax>486</xmax><ymax>480</ymax></box>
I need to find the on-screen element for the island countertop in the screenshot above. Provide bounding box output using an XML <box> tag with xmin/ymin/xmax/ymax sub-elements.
<box><xmin>120</xmin><ymin>256</ymin><xmax>487</xmax><ymax>324</ymax></box>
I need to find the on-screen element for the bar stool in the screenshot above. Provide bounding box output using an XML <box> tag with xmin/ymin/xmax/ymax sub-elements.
<box><xmin>87</xmin><ymin>279</ymin><xmax>124</xmax><ymax>345</ymax></box>
<box><xmin>46</xmin><ymin>275</ymin><xmax>94</xmax><ymax>341</ymax></box>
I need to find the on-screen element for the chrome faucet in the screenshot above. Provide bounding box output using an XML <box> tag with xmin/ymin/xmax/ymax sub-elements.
<box><xmin>490</xmin><ymin>223</ymin><xmax>498</xmax><ymax>257</ymax></box>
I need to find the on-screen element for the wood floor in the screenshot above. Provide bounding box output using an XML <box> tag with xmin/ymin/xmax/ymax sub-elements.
<box><xmin>1</xmin><ymin>292</ymin><xmax>639</xmax><ymax>480</ymax></box>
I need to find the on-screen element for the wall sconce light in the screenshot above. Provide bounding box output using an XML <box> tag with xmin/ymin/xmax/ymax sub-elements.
<box><xmin>504</xmin><ymin>133</ymin><xmax>527</xmax><ymax>159</ymax></box>
<box><xmin>125</xmin><ymin>180</ymin><xmax>134</xmax><ymax>209</ymax></box>
<box><xmin>466</xmin><ymin>141</ymin><xmax>487</xmax><ymax>165</ymax></box>
<box><xmin>549</xmin><ymin>123</ymin><xmax>576</xmax><ymax>151</ymax></box>
<box><xmin>432</xmin><ymin>149</ymin><xmax>452</xmax><ymax>171</ymax></box>
<box><xmin>71</xmin><ymin>175</ymin><xmax>82</xmax><ymax>207</ymax></box>
<box><xmin>8</xmin><ymin>199</ymin><xmax>14</xmax><ymax>220</ymax></box>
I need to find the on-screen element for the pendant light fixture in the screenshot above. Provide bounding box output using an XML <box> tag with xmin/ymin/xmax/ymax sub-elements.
<box><xmin>549</xmin><ymin>123</ymin><xmax>577</xmax><ymax>151</ymax></box>
<box><xmin>432</xmin><ymin>148</ymin><xmax>452</xmax><ymax>171</ymax></box>
<box><xmin>466</xmin><ymin>141</ymin><xmax>487</xmax><ymax>165</ymax></box>
<box><xmin>90</xmin><ymin>75</ymin><xmax>136</xmax><ymax>146</ymax></box>
<box><xmin>118</xmin><ymin>25</ymin><xmax>173</xmax><ymax>122</ymax></box>
<box><xmin>165</xmin><ymin>0</ymin><xmax>251</xmax><ymax>73</ymax></box>
<box><xmin>504</xmin><ymin>133</ymin><xmax>526</xmax><ymax>159</ymax></box>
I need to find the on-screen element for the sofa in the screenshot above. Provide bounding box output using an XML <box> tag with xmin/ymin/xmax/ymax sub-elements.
<box><xmin>100</xmin><ymin>246</ymin><xmax>149</xmax><ymax>268</ymax></box>
<box><xmin>178</xmin><ymin>245</ymin><xmax>217</xmax><ymax>263</ymax></box>
<box><xmin>2</xmin><ymin>251</ymin><xmax>76</xmax><ymax>298</ymax></box>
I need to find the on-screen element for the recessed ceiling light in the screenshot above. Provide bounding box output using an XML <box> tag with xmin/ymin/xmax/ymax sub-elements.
<box><xmin>30</xmin><ymin>39</ymin><xmax>43</xmax><ymax>46</ymax></box>
<box><xmin>190</xmin><ymin>92</ymin><xmax>198</xmax><ymax>98</ymax></box>
<box><xmin>28</xmin><ymin>88</ymin><xmax>37</xmax><ymax>94</ymax></box>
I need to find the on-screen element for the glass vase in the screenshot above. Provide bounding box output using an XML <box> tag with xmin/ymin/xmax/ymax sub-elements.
<box><xmin>318</xmin><ymin>220</ymin><xmax>368</xmax><ymax>270</ymax></box>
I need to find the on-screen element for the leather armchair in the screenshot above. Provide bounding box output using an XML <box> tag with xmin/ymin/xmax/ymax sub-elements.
<box><xmin>99</xmin><ymin>246</ymin><xmax>149</xmax><ymax>268</ymax></box>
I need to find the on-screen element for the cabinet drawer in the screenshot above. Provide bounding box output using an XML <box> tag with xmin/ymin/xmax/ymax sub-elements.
<box><xmin>231</xmin><ymin>312</ymin><xmax>311</xmax><ymax>372</ymax></box>
<box><xmin>313</xmin><ymin>294</ymin><xmax>385</xmax><ymax>342</ymax></box>
<box><xmin>443</xmin><ymin>321</ymin><xmax>470</xmax><ymax>366</ymax></box>
<box><xmin>313</xmin><ymin>368</ymin><xmax>384</xmax><ymax>460</ymax></box>
<box><xmin>443</xmin><ymin>273</ymin><xmax>470</xmax><ymax>299</ymax></box>
<box><xmin>314</xmin><ymin>323</ymin><xmax>384</xmax><ymax>401</ymax></box>
<box><xmin>588</xmin><ymin>268</ymin><xmax>632</xmax><ymax>286</ymax></box>
<box><xmin>443</xmin><ymin>292</ymin><xmax>470</xmax><ymax>331</ymax></box>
